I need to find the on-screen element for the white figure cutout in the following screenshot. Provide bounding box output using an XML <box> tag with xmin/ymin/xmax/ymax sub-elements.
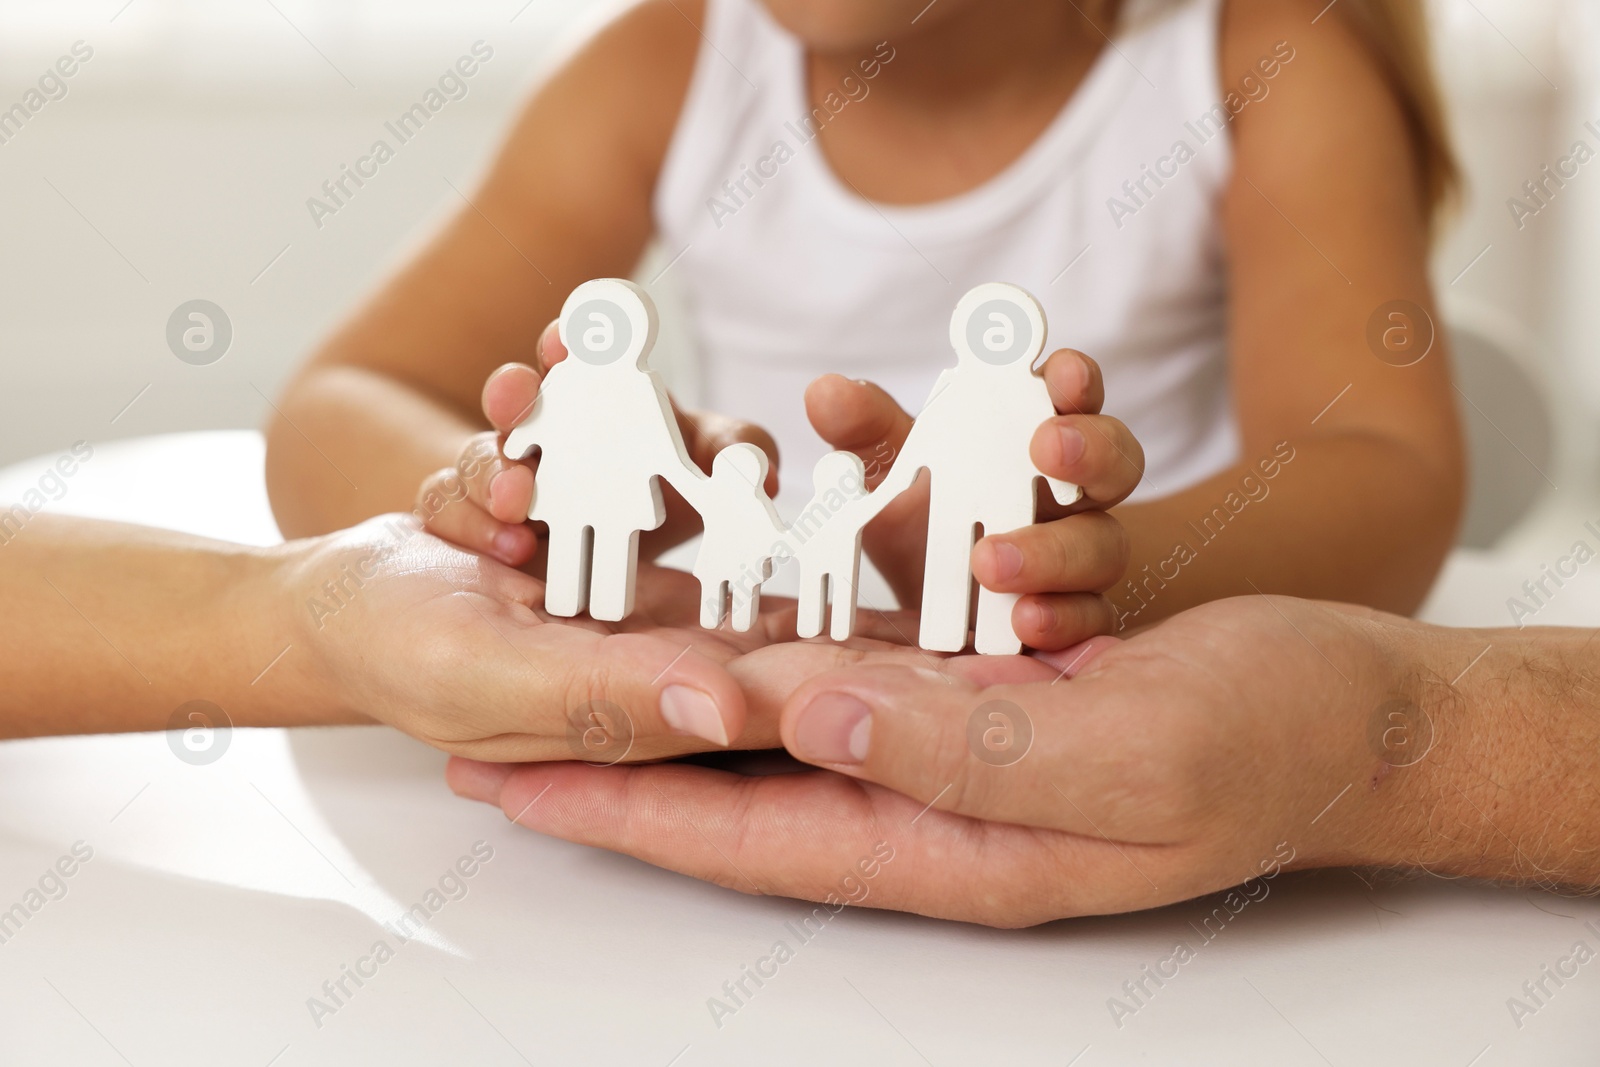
<box><xmin>785</xmin><ymin>451</ymin><xmax>888</xmax><ymax>641</ymax></box>
<box><xmin>503</xmin><ymin>279</ymin><xmax>704</xmax><ymax>622</ymax></box>
<box><xmin>871</xmin><ymin>282</ymin><xmax>1082</xmax><ymax>654</ymax></box>
<box><xmin>684</xmin><ymin>443</ymin><xmax>785</xmax><ymax>632</ymax></box>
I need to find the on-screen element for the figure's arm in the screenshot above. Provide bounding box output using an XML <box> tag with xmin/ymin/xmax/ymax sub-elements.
<box><xmin>1040</xmin><ymin>474</ymin><xmax>1082</xmax><ymax>509</ymax></box>
<box><xmin>1103</xmin><ymin>0</ymin><xmax>1462</xmax><ymax>623</ymax></box>
<box><xmin>264</xmin><ymin>1</ymin><xmax>701</xmax><ymax>538</ymax></box>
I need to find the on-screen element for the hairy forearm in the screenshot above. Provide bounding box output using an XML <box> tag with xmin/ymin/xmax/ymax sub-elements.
<box><xmin>266</xmin><ymin>364</ymin><xmax>480</xmax><ymax>538</ymax></box>
<box><xmin>1390</xmin><ymin>623</ymin><xmax>1600</xmax><ymax>888</ymax></box>
<box><xmin>1309</xmin><ymin>613</ymin><xmax>1600</xmax><ymax>890</ymax></box>
<box><xmin>0</xmin><ymin>516</ymin><xmax>360</xmax><ymax>737</ymax></box>
<box><xmin>1110</xmin><ymin>433</ymin><xmax>1459</xmax><ymax>629</ymax></box>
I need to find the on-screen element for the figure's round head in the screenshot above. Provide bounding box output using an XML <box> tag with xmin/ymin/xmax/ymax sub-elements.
<box><xmin>949</xmin><ymin>282</ymin><xmax>1046</xmax><ymax>368</ymax></box>
<box><xmin>559</xmin><ymin>278</ymin><xmax>659</xmax><ymax>369</ymax></box>
<box><xmin>756</xmin><ymin>0</ymin><xmax>975</xmax><ymax>51</ymax></box>
<box><xmin>811</xmin><ymin>449</ymin><xmax>866</xmax><ymax>498</ymax></box>
<box><xmin>712</xmin><ymin>442</ymin><xmax>770</xmax><ymax>487</ymax></box>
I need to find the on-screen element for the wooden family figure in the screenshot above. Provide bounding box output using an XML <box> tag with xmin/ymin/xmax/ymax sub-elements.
<box><xmin>503</xmin><ymin>278</ymin><xmax>1079</xmax><ymax>655</ymax></box>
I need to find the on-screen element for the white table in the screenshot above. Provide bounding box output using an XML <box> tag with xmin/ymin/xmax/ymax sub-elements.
<box><xmin>0</xmin><ymin>431</ymin><xmax>1596</xmax><ymax>1066</ymax></box>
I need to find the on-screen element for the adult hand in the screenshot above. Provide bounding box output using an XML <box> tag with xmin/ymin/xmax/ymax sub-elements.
<box><xmin>447</xmin><ymin>595</ymin><xmax>1437</xmax><ymax>926</ymax></box>
<box><xmin>288</xmin><ymin>516</ymin><xmax>922</xmax><ymax>762</ymax></box>
<box><xmin>805</xmin><ymin>350</ymin><xmax>1144</xmax><ymax>651</ymax></box>
<box><xmin>416</xmin><ymin>321</ymin><xmax>779</xmax><ymax>569</ymax></box>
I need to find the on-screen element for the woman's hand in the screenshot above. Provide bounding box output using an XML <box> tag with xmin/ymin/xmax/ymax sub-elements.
<box><xmin>417</xmin><ymin>321</ymin><xmax>780</xmax><ymax>570</ymax></box>
<box><xmin>447</xmin><ymin>595</ymin><xmax>1424</xmax><ymax>926</ymax></box>
<box><xmin>805</xmin><ymin>350</ymin><xmax>1144</xmax><ymax>650</ymax></box>
<box><xmin>285</xmin><ymin>515</ymin><xmax>927</xmax><ymax>761</ymax></box>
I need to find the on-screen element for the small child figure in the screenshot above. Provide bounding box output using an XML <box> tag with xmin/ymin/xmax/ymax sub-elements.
<box><xmin>690</xmin><ymin>443</ymin><xmax>785</xmax><ymax>632</ymax></box>
<box><xmin>787</xmin><ymin>451</ymin><xmax>887</xmax><ymax>641</ymax></box>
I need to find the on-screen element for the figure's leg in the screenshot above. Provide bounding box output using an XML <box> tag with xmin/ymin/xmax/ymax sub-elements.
<box><xmin>543</xmin><ymin>524</ymin><xmax>591</xmax><ymax>617</ymax></box>
<box><xmin>795</xmin><ymin>568</ymin><xmax>826</xmax><ymax>639</ymax></box>
<box><xmin>826</xmin><ymin>533</ymin><xmax>867</xmax><ymax>641</ymax></box>
<box><xmin>827</xmin><ymin>570</ymin><xmax>863</xmax><ymax>642</ymax></box>
<box><xmin>974</xmin><ymin>587</ymin><xmax>1022</xmax><ymax>655</ymax></box>
<box><xmin>588</xmin><ymin>526</ymin><xmax>641</xmax><ymax>622</ymax></box>
<box><xmin>699</xmin><ymin>578</ymin><xmax>728</xmax><ymax>630</ymax></box>
<box><xmin>727</xmin><ymin>558</ymin><xmax>771</xmax><ymax>633</ymax></box>
<box><xmin>973</xmin><ymin>503</ymin><xmax>1034</xmax><ymax>654</ymax></box>
<box><xmin>731</xmin><ymin>584</ymin><xmax>762</xmax><ymax>632</ymax></box>
<box><xmin>918</xmin><ymin>513</ymin><xmax>977</xmax><ymax>652</ymax></box>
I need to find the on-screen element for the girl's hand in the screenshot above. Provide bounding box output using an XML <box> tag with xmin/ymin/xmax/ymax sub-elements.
<box><xmin>417</xmin><ymin>320</ymin><xmax>780</xmax><ymax>570</ymax></box>
<box><xmin>805</xmin><ymin>350</ymin><xmax>1144</xmax><ymax>650</ymax></box>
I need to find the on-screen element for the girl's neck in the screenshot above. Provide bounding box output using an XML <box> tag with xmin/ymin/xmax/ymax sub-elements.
<box><xmin>813</xmin><ymin>0</ymin><xmax>1119</xmax><ymax>114</ymax></box>
<box><xmin>803</xmin><ymin>0</ymin><xmax>1121</xmax><ymax>204</ymax></box>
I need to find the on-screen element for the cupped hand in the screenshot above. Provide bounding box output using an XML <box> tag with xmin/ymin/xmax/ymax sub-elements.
<box><xmin>447</xmin><ymin>595</ymin><xmax>1414</xmax><ymax>926</ymax></box>
<box><xmin>289</xmin><ymin>515</ymin><xmax>926</xmax><ymax>762</ymax></box>
<box><xmin>805</xmin><ymin>350</ymin><xmax>1144</xmax><ymax>650</ymax></box>
<box><xmin>418</xmin><ymin>319</ymin><xmax>780</xmax><ymax>569</ymax></box>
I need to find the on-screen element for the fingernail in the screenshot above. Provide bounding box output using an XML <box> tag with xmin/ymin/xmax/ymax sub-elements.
<box><xmin>448</xmin><ymin>758</ymin><xmax>514</xmax><ymax>803</ymax></box>
<box><xmin>793</xmin><ymin>693</ymin><xmax>871</xmax><ymax>765</ymax></box>
<box><xmin>1057</xmin><ymin>426</ymin><xmax>1085</xmax><ymax>465</ymax></box>
<box><xmin>493</xmin><ymin>527</ymin><xmax>523</xmax><ymax>560</ymax></box>
<box><xmin>1030</xmin><ymin>598</ymin><xmax>1057</xmax><ymax>634</ymax></box>
<box><xmin>982</xmin><ymin>539</ymin><xmax>1024</xmax><ymax>582</ymax></box>
<box><xmin>1071</xmin><ymin>352</ymin><xmax>1091</xmax><ymax>391</ymax></box>
<box><xmin>660</xmin><ymin>685</ymin><xmax>729</xmax><ymax>747</ymax></box>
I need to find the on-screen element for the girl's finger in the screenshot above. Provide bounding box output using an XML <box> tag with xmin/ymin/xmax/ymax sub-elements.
<box><xmin>1030</xmin><ymin>414</ymin><xmax>1144</xmax><ymax>508</ymax></box>
<box><xmin>415</xmin><ymin>464</ymin><xmax>538</xmax><ymax>565</ymax></box>
<box><xmin>537</xmin><ymin>319</ymin><xmax>568</xmax><ymax>371</ymax></box>
<box><xmin>1039</xmin><ymin>349</ymin><xmax>1105</xmax><ymax>415</ymax></box>
<box><xmin>971</xmin><ymin>510</ymin><xmax>1130</xmax><ymax>594</ymax></box>
<box><xmin>804</xmin><ymin>374</ymin><xmax>916</xmax><ymax>489</ymax></box>
<box><xmin>1010</xmin><ymin>592</ymin><xmax>1119</xmax><ymax>651</ymax></box>
<box><xmin>482</xmin><ymin>362</ymin><xmax>543</xmax><ymax>432</ymax></box>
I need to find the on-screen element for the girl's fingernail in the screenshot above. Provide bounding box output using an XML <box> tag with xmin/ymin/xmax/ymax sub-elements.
<box><xmin>792</xmin><ymin>693</ymin><xmax>871</xmax><ymax>765</ymax></box>
<box><xmin>1072</xmin><ymin>353</ymin><xmax>1092</xmax><ymax>392</ymax></box>
<box><xmin>982</xmin><ymin>540</ymin><xmax>1024</xmax><ymax>582</ymax></box>
<box><xmin>1030</xmin><ymin>598</ymin><xmax>1057</xmax><ymax>634</ymax></box>
<box><xmin>660</xmin><ymin>686</ymin><xmax>729</xmax><ymax>746</ymax></box>
<box><xmin>1057</xmin><ymin>426</ymin><xmax>1086</xmax><ymax>465</ymax></box>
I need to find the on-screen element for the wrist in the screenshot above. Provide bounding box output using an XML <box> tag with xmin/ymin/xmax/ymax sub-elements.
<box><xmin>233</xmin><ymin>537</ymin><xmax>374</xmax><ymax>728</ymax></box>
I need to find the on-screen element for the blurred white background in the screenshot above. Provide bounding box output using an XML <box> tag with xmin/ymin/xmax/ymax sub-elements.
<box><xmin>0</xmin><ymin>0</ymin><xmax>1595</xmax><ymax>553</ymax></box>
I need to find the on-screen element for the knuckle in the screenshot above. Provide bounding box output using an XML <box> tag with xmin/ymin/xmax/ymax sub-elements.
<box><xmin>415</xmin><ymin>469</ymin><xmax>464</xmax><ymax>526</ymax></box>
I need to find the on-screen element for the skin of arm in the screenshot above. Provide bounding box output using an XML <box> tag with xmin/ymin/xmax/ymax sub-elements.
<box><xmin>264</xmin><ymin>0</ymin><xmax>700</xmax><ymax>538</ymax></box>
<box><xmin>0</xmin><ymin>515</ymin><xmax>360</xmax><ymax>737</ymax></box>
<box><xmin>450</xmin><ymin>598</ymin><xmax>1600</xmax><ymax>926</ymax></box>
<box><xmin>0</xmin><ymin>513</ymin><xmax>937</xmax><ymax>753</ymax></box>
<box><xmin>1103</xmin><ymin>0</ymin><xmax>1464</xmax><ymax>625</ymax></box>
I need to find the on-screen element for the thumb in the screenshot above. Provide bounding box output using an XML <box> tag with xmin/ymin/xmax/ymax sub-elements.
<box><xmin>779</xmin><ymin>664</ymin><xmax>1088</xmax><ymax>831</ymax></box>
<box><xmin>804</xmin><ymin>375</ymin><xmax>915</xmax><ymax>489</ymax></box>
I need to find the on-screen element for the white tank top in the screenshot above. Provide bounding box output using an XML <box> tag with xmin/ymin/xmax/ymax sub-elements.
<box><xmin>654</xmin><ymin>0</ymin><xmax>1236</xmax><ymax>517</ymax></box>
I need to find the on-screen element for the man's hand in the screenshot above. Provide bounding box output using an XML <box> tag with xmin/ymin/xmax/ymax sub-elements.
<box><xmin>805</xmin><ymin>349</ymin><xmax>1143</xmax><ymax>650</ymax></box>
<box><xmin>445</xmin><ymin>595</ymin><xmax>1598</xmax><ymax>926</ymax></box>
<box><xmin>417</xmin><ymin>321</ymin><xmax>779</xmax><ymax>570</ymax></box>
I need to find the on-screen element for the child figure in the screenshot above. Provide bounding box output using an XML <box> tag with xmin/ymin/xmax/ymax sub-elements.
<box><xmin>689</xmin><ymin>443</ymin><xmax>785</xmax><ymax>632</ymax></box>
<box><xmin>786</xmin><ymin>451</ymin><xmax>886</xmax><ymax>641</ymax></box>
